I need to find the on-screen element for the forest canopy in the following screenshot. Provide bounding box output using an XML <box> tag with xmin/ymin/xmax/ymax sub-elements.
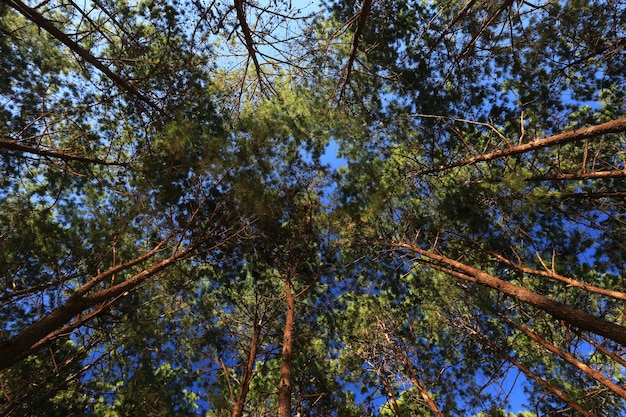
<box><xmin>1</xmin><ymin>0</ymin><xmax>625</xmax><ymax>415</ymax></box>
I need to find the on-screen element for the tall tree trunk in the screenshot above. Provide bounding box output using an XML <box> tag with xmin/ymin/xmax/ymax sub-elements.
<box><xmin>278</xmin><ymin>278</ymin><xmax>295</xmax><ymax>417</ymax></box>
<box><xmin>467</xmin><ymin>326</ymin><xmax>596</xmax><ymax>417</ymax></box>
<box><xmin>232</xmin><ymin>321</ymin><xmax>262</xmax><ymax>417</ymax></box>
<box><xmin>400</xmin><ymin>357</ymin><xmax>444</xmax><ymax>416</ymax></box>
<box><xmin>393</xmin><ymin>242</ymin><xmax>626</xmax><ymax>347</ymax></box>
<box><xmin>416</xmin><ymin>117</ymin><xmax>626</xmax><ymax>175</ymax></box>
<box><xmin>376</xmin><ymin>371</ymin><xmax>404</xmax><ymax>417</ymax></box>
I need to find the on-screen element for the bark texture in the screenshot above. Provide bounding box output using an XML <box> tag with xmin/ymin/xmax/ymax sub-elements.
<box><xmin>393</xmin><ymin>242</ymin><xmax>626</xmax><ymax>347</ymax></box>
<box><xmin>277</xmin><ymin>278</ymin><xmax>295</xmax><ymax>417</ymax></box>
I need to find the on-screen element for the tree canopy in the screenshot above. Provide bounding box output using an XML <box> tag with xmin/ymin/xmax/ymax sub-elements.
<box><xmin>1</xmin><ymin>0</ymin><xmax>625</xmax><ymax>415</ymax></box>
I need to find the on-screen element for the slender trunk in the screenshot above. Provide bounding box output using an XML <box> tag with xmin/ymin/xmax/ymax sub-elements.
<box><xmin>379</xmin><ymin>321</ymin><xmax>443</xmax><ymax>416</ymax></box>
<box><xmin>277</xmin><ymin>278</ymin><xmax>295</xmax><ymax>417</ymax></box>
<box><xmin>394</xmin><ymin>242</ymin><xmax>626</xmax><ymax>347</ymax></box>
<box><xmin>377</xmin><ymin>372</ymin><xmax>404</xmax><ymax>417</ymax></box>
<box><xmin>402</xmin><ymin>363</ymin><xmax>444</xmax><ymax>416</ymax></box>
<box><xmin>467</xmin><ymin>326</ymin><xmax>597</xmax><ymax>417</ymax></box>
<box><xmin>498</xmin><ymin>312</ymin><xmax>626</xmax><ymax>400</ymax></box>
<box><xmin>231</xmin><ymin>322</ymin><xmax>262</xmax><ymax>417</ymax></box>
<box><xmin>416</xmin><ymin>118</ymin><xmax>626</xmax><ymax>175</ymax></box>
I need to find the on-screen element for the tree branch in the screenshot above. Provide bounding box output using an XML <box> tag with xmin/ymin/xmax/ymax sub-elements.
<box><xmin>465</xmin><ymin>324</ymin><xmax>597</xmax><ymax>417</ymax></box>
<box><xmin>0</xmin><ymin>140</ymin><xmax>128</xmax><ymax>167</ymax></box>
<box><xmin>234</xmin><ymin>0</ymin><xmax>266</xmax><ymax>90</ymax></box>
<box><xmin>497</xmin><ymin>312</ymin><xmax>626</xmax><ymax>400</ymax></box>
<box><xmin>0</xmin><ymin>247</ymin><xmax>182</xmax><ymax>371</ymax></box>
<box><xmin>2</xmin><ymin>0</ymin><xmax>161</xmax><ymax>116</ymax></box>
<box><xmin>528</xmin><ymin>170</ymin><xmax>626</xmax><ymax>181</ymax></box>
<box><xmin>337</xmin><ymin>0</ymin><xmax>373</xmax><ymax>101</ymax></box>
<box><xmin>482</xmin><ymin>249</ymin><xmax>626</xmax><ymax>302</ymax></box>
<box><xmin>415</xmin><ymin>118</ymin><xmax>626</xmax><ymax>175</ymax></box>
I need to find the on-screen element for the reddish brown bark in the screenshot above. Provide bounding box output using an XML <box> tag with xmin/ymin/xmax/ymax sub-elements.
<box><xmin>377</xmin><ymin>373</ymin><xmax>404</xmax><ymax>417</ymax></box>
<box><xmin>466</xmin><ymin>326</ymin><xmax>597</xmax><ymax>417</ymax></box>
<box><xmin>277</xmin><ymin>278</ymin><xmax>295</xmax><ymax>417</ymax></box>
<box><xmin>483</xmin><ymin>250</ymin><xmax>626</xmax><ymax>301</ymax></box>
<box><xmin>401</xmin><ymin>357</ymin><xmax>444</xmax><ymax>417</ymax></box>
<box><xmin>528</xmin><ymin>169</ymin><xmax>626</xmax><ymax>181</ymax></box>
<box><xmin>382</xmin><ymin>325</ymin><xmax>443</xmax><ymax>416</ymax></box>
<box><xmin>0</xmin><ymin>245</ymin><xmax>184</xmax><ymax>371</ymax></box>
<box><xmin>417</xmin><ymin>118</ymin><xmax>626</xmax><ymax>175</ymax></box>
<box><xmin>498</xmin><ymin>313</ymin><xmax>626</xmax><ymax>400</ymax></box>
<box><xmin>0</xmin><ymin>217</ymin><xmax>249</xmax><ymax>371</ymax></box>
<box><xmin>393</xmin><ymin>242</ymin><xmax>626</xmax><ymax>347</ymax></box>
<box><xmin>377</xmin><ymin>317</ymin><xmax>444</xmax><ymax>416</ymax></box>
<box><xmin>232</xmin><ymin>321</ymin><xmax>262</xmax><ymax>417</ymax></box>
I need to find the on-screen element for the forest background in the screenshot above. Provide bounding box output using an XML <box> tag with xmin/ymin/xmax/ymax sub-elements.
<box><xmin>1</xmin><ymin>0</ymin><xmax>625</xmax><ymax>415</ymax></box>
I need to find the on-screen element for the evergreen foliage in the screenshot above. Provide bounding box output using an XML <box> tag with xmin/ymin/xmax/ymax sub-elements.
<box><xmin>1</xmin><ymin>0</ymin><xmax>625</xmax><ymax>415</ymax></box>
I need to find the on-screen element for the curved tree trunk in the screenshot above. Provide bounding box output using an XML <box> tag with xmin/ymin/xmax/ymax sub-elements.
<box><xmin>0</xmin><ymin>243</ymin><xmax>181</xmax><ymax>371</ymax></box>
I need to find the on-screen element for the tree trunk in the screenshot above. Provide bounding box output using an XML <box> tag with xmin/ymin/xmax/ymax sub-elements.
<box><xmin>377</xmin><ymin>372</ymin><xmax>404</xmax><ymax>417</ymax></box>
<box><xmin>0</xmin><ymin>251</ymin><xmax>180</xmax><ymax>371</ymax></box>
<box><xmin>232</xmin><ymin>321</ymin><xmax>262</xmax><ymax>417</ymax></box>
<box><xmin>277</xmin><ymin>278</ymin><xmax>295</xmax><ymax>417</ymax></box>
<box><xmin>393</xmin><ymin>242</ymin><xmax>626</xmax><ymax>347</ymax></box>
<box><xmin>417</xmin><ymin>117</ymin><xmax>626</xmax><ymax>175</ymax></box>
<box><xmin>401</xmin><ymin>357</ymin><xmax>444</xmax><ymax>417</ymax></box>
<box><xmin>467</xmin><ymin>326</ymin><xmax>596</xmax><ymax>417</ymax></box>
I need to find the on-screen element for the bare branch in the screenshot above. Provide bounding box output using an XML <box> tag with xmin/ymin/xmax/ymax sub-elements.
<box><xmin>234</xmin><ymin>0</ymin><xmax>270</xmax><ymax>92</ymax></box>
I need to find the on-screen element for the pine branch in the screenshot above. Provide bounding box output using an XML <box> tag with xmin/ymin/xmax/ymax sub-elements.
<box><xmin>415</xmin><ymin>118</ymin><xmax>626</xmax><ymax>175</ymax></box>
